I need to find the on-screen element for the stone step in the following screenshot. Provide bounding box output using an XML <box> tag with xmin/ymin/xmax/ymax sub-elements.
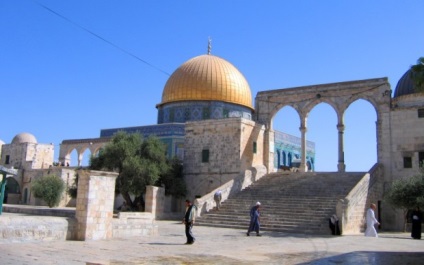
<box><xmin>196</xmin><ymin>172</ymin><xmax>364</xmax><ymax>234</ymax></box>
<box><xmin>195</xmin><ymin>221</ymin><xmax>330</xmax><ymax>234</ymax></box>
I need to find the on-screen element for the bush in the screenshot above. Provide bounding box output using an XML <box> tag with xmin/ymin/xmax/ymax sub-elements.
<box><xmin>31</xmin><ymin>174</ymin><xmax>65</xmax><ymax>208</ymax></box>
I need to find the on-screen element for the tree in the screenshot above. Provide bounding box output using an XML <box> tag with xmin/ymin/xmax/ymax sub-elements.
<box><xmin>384</xmin><ymin>169</ymin><xmax>424</xmax><ymax>230</ymax></box>
<box><xmin>156</xmin><ymin>157</ymin><xmax>187</xmax><ymax>198</ymax></box>
<box><xmin>411</xmin><ymin>57</ymin><xmax>424</xmax><ymax>93</ymax></box>
<box><xmin>31</xmin><ymin>174</ymin><xmax>65</xmax><ymax>208</ymax></box>
<box><xmin>90</xmin><ymin>131</ymin><xmax>170</xmax><ymax>211</ymax></box>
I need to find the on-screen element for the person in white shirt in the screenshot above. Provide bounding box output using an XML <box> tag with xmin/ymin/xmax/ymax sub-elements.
<box><xmin>214</xmin><ymin>190</ymin><xmax>222</xmax><ymax>210</ymax></box>
<box><xmin>364</xmin><ymin>203</ymin><xmax>380</xmax><ymax>237</ymax></box>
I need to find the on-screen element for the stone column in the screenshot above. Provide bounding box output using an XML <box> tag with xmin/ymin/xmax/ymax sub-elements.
<box><xmin>145</xmin><ymin>185</ymin><xmax>165</xmax><ymax>219</ymax></box>
<box><xmin>337</xmin><ymin>123</ymin><xmax>346</xmax><ymax>172</ymax></box>
<box><xmin>264</xmin><ymin>126</ymin><xmax>275</xmax><ymax>174</ymax></box>
<box><xmin>75</xmin><ymin>170</ymin><xmax>118</xmax><ymax>241</ymax></box>
<box><xmin>299</xmin><ymin>118</ymin><xmax>308</xmax><ymax>172</ymax></box>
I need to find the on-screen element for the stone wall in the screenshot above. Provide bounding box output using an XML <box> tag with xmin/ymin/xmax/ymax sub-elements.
<box><xmin>337</xmin><ymin>164</ymin><xmax>383</xmax><ymax>234</ymax></box>
<box><xmin>194</xmin><ymin>165</ymin><xmax>267</xmax><ymax>216</ymax></box>
<box><xmin>389</xmin><ymin>95</ymin><xmax>424</xmax><ymax>178</ymax></box>
<box><xmin>0</xmin><ymin>207</ymin><xmax>158</xmax><ymax>242</ymax></box>
<box><xmin>383</xmin><ymin>93</ymin><xmax>424</xmax><ymax>230</ymax></box>
<box><xmin>0</xmin><ymin>142</ymin><xmax>54</xmax><ymax>170</ymax></box>
<box><xmin>0</xmin><ymin>215</ymin><xmax>77</xmax><ymax>243</ymax></box>
<box><xmin>145</xmin><ymin>185</ymin><xmax>165</xmax><ymax>219</ymax></box>
<box><xmin>75</xmin><ymin>170</ymin><xmax>118</xmax><ymax>240</ymax></box>
<box><xmin>112</xmin><ymin>212</ymin><xmax>158</xmax><ymax>238</ymax></box>
<box><xmin>18</xmin><ymin>167</ymin><xmax>76</xmax><ymax>207</ymax></box>
<box><xmin>0</xmin><ymin>171</ymin><xmax>159</xmax><ymax>242</ymax></box>
<box><xmin>184</xmin><ymin>118</ymin><xmax>265</xmax><ymax>199</ymax></box>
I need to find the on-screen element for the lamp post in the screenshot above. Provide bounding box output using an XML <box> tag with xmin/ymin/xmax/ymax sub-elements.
<box><xmin>0</xmin><ymin>166</ymin><xmax>18</xmax><ymax>215</ymax></box>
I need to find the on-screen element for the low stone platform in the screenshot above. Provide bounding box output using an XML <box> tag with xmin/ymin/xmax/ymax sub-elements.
<box><xmin>0</xmin><ymin>205</ymin><xmax>158</xmax><ymax>242</ymax></box>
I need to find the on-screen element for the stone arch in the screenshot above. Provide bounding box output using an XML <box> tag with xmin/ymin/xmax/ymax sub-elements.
<box><xmin>79</xmin><ymin>147</ymin><xmax>93</xmax><ymax>167</ymax></box>
<box><xmin>255</xmin><ymin>77</ymin><xmax>391</xmax><ymax>172</ymax></box>
<box><xmin>4</xmin><ymin>176</ymin><xmax>20</xmax><ymax>204</ymax></box>
<box><xmin>59</xmin><ymin>138</ymin><xmax>111</xmax><ymax>167</ymax></box>
<box><xmin>343</xmin><ymin>98</ymin><xmax>378</xmax><ymax>170</ymax></box>
<box><xmin>302</xmin><ymin>98</ymin><xmax>340</xmax><ymax>120</ymax></box>
<box><xmin>269</xmin><ymin>103</ymin><xmax>302</xmax><ymax>130</ymax></box>
<box><xmin>271</xmin><ymin>105</ymin><xmax>307</xmax><ymax>171</ymax></box>
<box><xmin>307</xmin><ymin>102</ymin><xmax>339</xmax><ymax>171</ymax></box>
<box><xmin>343</xmin><ymin>96</ymin><xmax>379</xmax><ymax>120</ymax></box>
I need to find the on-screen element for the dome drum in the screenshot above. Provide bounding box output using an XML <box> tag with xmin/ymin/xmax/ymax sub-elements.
<box><xmin>157</xmin><ymin>101</ymin><xmax>252</xmax><ymax>124</ymax></box>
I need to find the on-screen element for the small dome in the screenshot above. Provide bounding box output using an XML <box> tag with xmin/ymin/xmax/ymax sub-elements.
<box><xmin>158</xmin><ymin>54</ymin><xmax>253</xmax><ymax>110</ymax></box>
<box><xmin>394</xmin><ymin>69</ymin><xmax>416</xmax><ymax>98</ymax></box>
<box><xmin>12</xmin><ymin>133</ymin><xmax>37</xmax><ymax>144</ymax></box>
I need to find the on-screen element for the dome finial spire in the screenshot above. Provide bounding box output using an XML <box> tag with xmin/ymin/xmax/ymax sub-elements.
<box><xmin>207</xmin><ymin>37</ymin><xmax>212</xmax><ymax>55</ymax></box>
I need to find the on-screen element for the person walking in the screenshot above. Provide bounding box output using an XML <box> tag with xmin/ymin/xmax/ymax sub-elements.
<box><xmin>247</xmin><ymin>202</ymin><xmax>261</xmax><ymax>236</ymax></box>
<box><xmin>214</xmin><ymin>190</ymin><xmax>222</xmax><ymax>210</ymax></box>
<box><xmin>183</xmin><ymin>199</ymin><xmax>197</xmax><ymax>244</ymax></box>
<box><xmin>410</xmin><ymin>206</ymin><xmax>422</xmax><ymax>239</ymax></box>
<box><xmin>364</xmin><ymin>203</ymin><xmax>380</xmax><ymax>237</ymax></box>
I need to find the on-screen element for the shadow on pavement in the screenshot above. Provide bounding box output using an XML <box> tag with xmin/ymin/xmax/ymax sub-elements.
<box><xmin>296</xmin><ymin>251</ymin><xmax>424</xmax><ymax>265</ymax></box>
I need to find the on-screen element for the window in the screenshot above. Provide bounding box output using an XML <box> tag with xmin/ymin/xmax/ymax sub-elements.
<box><xmin>5</xmin><ymin>155</ymin><xmax>10</xmax><ymax>164</ymax></box>
<box><xmin>419</xmin><ymin>152</ymin><xmax>424</xmax><ymax>168</ymax></box>
<box><xmin>403</xmin><ymin>157</ymin><xmax>412</xmax><ymax>168</ymax></box>
<box><xmin>202</xmin><ymin>149</ymin><xmax>209</xmax><ymax>163</ymax></box>
<box><xmin>253</xmin><ymin>142</ymin><xmax>257</xmax><ymax>154</ymax></box>
<box><xmin>418</xmin><ymin>109</ymin><xmax>424</xmax><ymax>118</ymax></box>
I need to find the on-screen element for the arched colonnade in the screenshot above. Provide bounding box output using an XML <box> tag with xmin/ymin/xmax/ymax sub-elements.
<box><xmin>255</xmin><ymin>77</ymin><xmax>392</xmax><ymax>172</ymax></box>
<box><xmin>58</xmin><ymin>137</ymin><xmax>111</xmax><ymax>167</ymax></box>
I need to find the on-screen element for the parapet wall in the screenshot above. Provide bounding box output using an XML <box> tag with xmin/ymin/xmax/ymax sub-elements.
<box><xmin>0</xmin><ymin>206</ymin><xmax>157</xmax><ymax>243</ymax></box>
<box><xmin>0</xmin><ymin>170</ymin><xmax>159</xmax><ymax>243</ymax></box>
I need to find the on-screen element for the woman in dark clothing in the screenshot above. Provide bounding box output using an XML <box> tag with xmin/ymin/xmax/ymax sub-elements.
<box><xmin>411</xmin><ymin>206</ymin><xmax>422</xmax><ymax>239</ymax></box>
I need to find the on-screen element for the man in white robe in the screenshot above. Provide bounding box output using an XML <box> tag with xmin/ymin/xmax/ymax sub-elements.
<box><xmin>364</xmin><ymin>203</ymin><xmax>380</xmax><ymax>237</ymax></box>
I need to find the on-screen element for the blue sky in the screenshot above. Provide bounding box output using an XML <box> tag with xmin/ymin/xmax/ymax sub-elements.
<box><xmin>1</xmin><ymin>1</ymin><xmax>423</xmax><ymax>171</ymax></box>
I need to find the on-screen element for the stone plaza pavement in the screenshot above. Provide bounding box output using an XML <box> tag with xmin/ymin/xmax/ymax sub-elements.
<box><xmin>1</xmin><ymin>219</ymin><xmax>423</xmax><ymax>265</ymax></box>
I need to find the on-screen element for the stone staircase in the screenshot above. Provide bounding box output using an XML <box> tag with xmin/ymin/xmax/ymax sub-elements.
<box><xmin>195</xmin><ymin>172</ymin><xmax>365</xmax><ymax>234</ymax></box>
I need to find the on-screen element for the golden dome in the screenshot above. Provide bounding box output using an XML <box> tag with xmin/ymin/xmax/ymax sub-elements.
<box><xmin>159</xmin><ymin>54</ymin><xmax>253</xmax><ymax>109</ymax></box>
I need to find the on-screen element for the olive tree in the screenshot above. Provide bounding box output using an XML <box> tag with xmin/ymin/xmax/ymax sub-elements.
<box><xmin>384</xmin><ymin>168</ymin><xmax>424</xmax><ymax>230</ymax></box>
<box><xmin>90</xmin><ymin>131</ymin><xmax>170</xmax><ymax>211</ymax></box>
<box><xmin>31</xmin><ymin>174</ymin><xmax>65</xmax><ymax>208</ymax></box>
<box><xmin>156</xmin><ymin>156</ymin><xmax>186</xmax><ymax>198</ymax></box>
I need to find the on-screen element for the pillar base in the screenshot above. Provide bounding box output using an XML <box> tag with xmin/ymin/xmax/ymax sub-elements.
<box><xmin>337</xmin><ymin>163</ymin><xmax>346</xmax><ymax>172</ymax></box>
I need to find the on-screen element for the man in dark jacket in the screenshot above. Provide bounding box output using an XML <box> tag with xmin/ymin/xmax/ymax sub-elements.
<box><xmin>183</xmin><ymin>199</ymin><xmax>197</xmax><ymax>244</ymax></box>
